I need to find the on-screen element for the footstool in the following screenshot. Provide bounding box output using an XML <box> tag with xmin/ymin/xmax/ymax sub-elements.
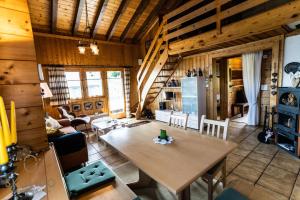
<box><xmin>65</xmin><ymin>161</ymin><xmax>115</xmax><ymax>197</ymax></box>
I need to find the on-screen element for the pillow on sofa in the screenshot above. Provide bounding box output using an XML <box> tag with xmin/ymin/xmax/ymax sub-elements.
<box><xmin>61</xmin><ymin>107</ymin><xmax>75</xmax><ymax>120</ymax></box>
<box><xmin>45</xmin><ymin>116</ymin><xmax>62</xmax><ymax>129</ymax></box>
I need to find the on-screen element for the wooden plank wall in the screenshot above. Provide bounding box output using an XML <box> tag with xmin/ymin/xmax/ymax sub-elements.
<box><xmin>0</xmin><ymin>0</ymin><xmax>48</xmax><ymax>151</ymax></box>
<box><xmin>150</xmin><ymin>36</ymin><xmax>284</xmax><ymax>121</ymax></box>
<box><xmin>34</xmin><ymin>35</ymin><xmax>141</xmax><ymax>118</ymax></box>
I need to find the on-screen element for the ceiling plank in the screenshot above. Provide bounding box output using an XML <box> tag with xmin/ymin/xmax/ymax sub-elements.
<box><xmin>72</xmin><ymin>0</ymin><xmax>85</xmax><ymax>35</ymax></box>
<box><xmin>51</xmin><ymin>0</ymin><xmax>58</xmax><ymax>33</ymax></box>
<box><xmin>106</xmin><ymin>0</ymin><xmax>130</xmax><ymax>41</ymax></box>
<box><xmin>133</xmin><ymin>0</ymin><xmax>165</xmax><ymax>42</ymax></box>
<box><xmin>120</xmin><ymin>0</ymin><xmax>150</xmax><ymax>42</ymax></box>
<box><xmin>91</xmin><ymin>0</ymin><xmax>107</xmax><ymax>38</ymax></box>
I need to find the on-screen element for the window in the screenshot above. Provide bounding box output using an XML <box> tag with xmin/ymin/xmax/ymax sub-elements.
<box><xmin>86</xmin><ymin>71</ymin><xmax>103</xmax><ymax>97</ymax></box>
<box><xmin>65</xmin><ymin>71</ymin><xmax>82</xmax><ymax>99</ymax></box>
<box><xmin>107</xmin><ymin>71</ymin><xmax>125</xmax><ymax>114</ymax></box>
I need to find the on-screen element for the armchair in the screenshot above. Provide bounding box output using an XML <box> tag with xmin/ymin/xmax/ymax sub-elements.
<box><xmin>48</xmin><ymin>131</ymin><xmax>88</xmax><ymax>172</ymax></box>
<box><xmin>57</xmin><ymin>106</ymin><xmax>90</xmax><ymax>131</ymax></box>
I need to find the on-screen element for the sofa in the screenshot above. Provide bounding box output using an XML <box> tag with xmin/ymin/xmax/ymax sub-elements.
<box><xmin>47</xmin><ymin>119</ymin><xmax>88</xmax><ymax>172</ymax></box>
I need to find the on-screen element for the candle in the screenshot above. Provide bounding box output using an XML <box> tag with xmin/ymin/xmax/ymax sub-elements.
<box><xmin>0</xmin><ymin>123</ymin><xmax>9</xmax><ymax>165</ymax></box>
<box><xmin>0</xmin><ymin>96</ymin><xmax>11</xmax><ymax>147</ymax></box>
<box><xmin>10</xmin><ymin>101</ymin><xmax>17</xmax><ymax>144</ymax></box>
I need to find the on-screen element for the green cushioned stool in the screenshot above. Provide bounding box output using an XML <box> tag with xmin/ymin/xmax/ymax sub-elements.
<box><xmin>65</xmin><ymin>161</ymin><xmax>115</xmax><ymax>197</ymax></box>
<box><xmin>215</xmin><ymin>188</ymin><xmax>248</xmax><ymax>200</ymax></box>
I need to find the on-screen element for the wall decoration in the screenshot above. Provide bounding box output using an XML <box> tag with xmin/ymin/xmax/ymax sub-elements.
<box><xmin>84</xmin><ymin>102</ymin><xmax>93</xmax><ymax>110</ymax></box>
<box><xmin>72</xmin><ymin>104</ymin><xmax>81</xmax><ymax>112</ymax></box>
<box><xmin>285</xmin><ymin>62</ymin><xmax>300</xmax><ymax>87</ymax></box>
<box><xmin>95</xmin><ymin>101</ymin><xmax>103</xmax><ymax>109</ymax></box>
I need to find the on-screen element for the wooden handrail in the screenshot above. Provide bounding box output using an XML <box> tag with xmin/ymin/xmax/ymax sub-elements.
<box><xmin>140</xmin><ymin>46</ymin><xmax>169</xmax><ymax>109</ymax></box>
<box><xmin>138</xmin><ymin>38</ymin><xmax>163</xmax><ymax>89</ymax></box>
<box><xmin>137</xmin><ymin>23</ymin><xmax>164</xmax><ymax>82</ymax></box>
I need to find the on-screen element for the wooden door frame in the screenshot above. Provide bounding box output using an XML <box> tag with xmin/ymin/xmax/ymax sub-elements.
<box><xmin>206</xmin><ymin>36</ymin><xmax>284</xmax><ymax>120</ymax></box>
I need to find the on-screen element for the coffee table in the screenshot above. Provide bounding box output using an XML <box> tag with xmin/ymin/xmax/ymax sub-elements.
<box><xmin>91</xmin><ymin>117</ymin><xmax>124</xmax><ymax>140</ymax></box>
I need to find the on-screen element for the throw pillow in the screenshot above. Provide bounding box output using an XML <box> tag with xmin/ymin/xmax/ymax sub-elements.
<box><xmin>45</xmin><ymin>116</ymin><xmax>62</xmax><ymax>129</ymax></box>
<box><xmin>61</xmin><ymin>108</ymin><xmax>75</xmax><ymax>120</ymax></box>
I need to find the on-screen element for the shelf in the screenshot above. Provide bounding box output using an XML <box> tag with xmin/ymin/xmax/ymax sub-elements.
<box><xmin>163</xmin><ymin>87</ymin><xmax>181</xmax><ymax>91</ymax></box>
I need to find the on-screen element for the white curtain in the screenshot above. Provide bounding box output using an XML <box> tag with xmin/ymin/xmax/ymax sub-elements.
<box><xmin>242</xmin><ymin>51</ymin><xmax>263</xmax><ymax>125</ymax></box>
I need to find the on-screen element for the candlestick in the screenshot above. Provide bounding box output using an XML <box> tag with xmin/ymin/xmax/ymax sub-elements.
<box><xmin>0</xmin><ymin>97</ymin><xmax>11</xmax><ymax>147</ymax></box>
<box><xmin>0</xmin><ymin>123</ymin><xmax>8</xmax><ymax>165</ymax></box>
<box><xmin>10</xmin><ymin>101</ymin><xmax>17</xmax><ymax>144</ymax></box>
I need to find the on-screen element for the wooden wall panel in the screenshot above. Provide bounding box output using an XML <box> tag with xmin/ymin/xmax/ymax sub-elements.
<box><xmin>34</xmin><ymin>35</ymin><xmax>139</xmax><ymax>66</ymax></box>
<box><xmin>6</xmin><ymin>106</ymin><xmax>45</xmax><ymax>131</ymax></box>
<box><xmin>0</xmin><ymin>33</ymin><xmax>36</xmax><ymax>60</ymax></box>
<box><xmin>0</xmin><ymin>0</ymin><xmax>48</xmax><ymax>152</ymax></box>
<box><xmin>0</xmin><ymin>0</ymin><xmax>29</xmax><ymax>12</ymax></box>
<box><xmin>0</xmin><ymin>84</ymin><xmax>42</xmax><ymax>108</ymax></box>
<box><xmin>0</xmin><ymin>60</ymin><xmax>39</xmax><ymax>84</ymax></box>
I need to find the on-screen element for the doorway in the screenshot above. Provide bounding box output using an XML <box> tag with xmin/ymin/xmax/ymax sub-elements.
<box><xmin>214</xmin><ymin>56</ymin><xmax>248</xmax><ymax>123</ymax></box>
<box><xmin>107</xmin><ymin>71</ymin><xmax>125</xmax><ymax>118</ymax></box>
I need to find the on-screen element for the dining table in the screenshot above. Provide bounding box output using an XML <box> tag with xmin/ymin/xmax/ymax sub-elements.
<box><xmin>101</xmin><ymin>121</ymin><xmax>237</xmax><ymax>200</ymax></box>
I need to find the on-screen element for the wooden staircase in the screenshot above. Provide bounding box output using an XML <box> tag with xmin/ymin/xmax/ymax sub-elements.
<box><xmin>135</xmin><ymin>22</ymin><xmax>181</xmax><ymax>119</ymax></box>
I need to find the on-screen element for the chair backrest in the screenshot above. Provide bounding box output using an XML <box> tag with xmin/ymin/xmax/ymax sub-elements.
<box><xmin>199</xmin><ymin>115</ymin><xmax>230</xmax><ymax>140</ymax></box>
<box><xmin>168</xmin><ymin>113</ymin><xmax>189</xmax><ymax>130</ymax></box>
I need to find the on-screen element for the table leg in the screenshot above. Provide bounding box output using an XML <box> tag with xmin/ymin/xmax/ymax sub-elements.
<box><xmin>176</xmin><ymin>186</ymin><xmax>190</xmax><ymax>200</ymax></box>
<box><xmin>127</xmin><ymin>169</ymin><xmax>152</xmax><ymax>189</ymax></box>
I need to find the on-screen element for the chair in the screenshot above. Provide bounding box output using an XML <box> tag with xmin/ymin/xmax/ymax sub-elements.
<box><xmin>199</xmin><ymin>115</ymin><xmax>230</xmax><ymax>200</ymax></box>
<box><xmin>168</xmin><ymin>112</ymin><xmax>189</xmax><ymax>130</ymax></box>
<box><xmin>57</xmin><ymin>106</ymin><xmax>90</xmax><ymax>131</ymax></box>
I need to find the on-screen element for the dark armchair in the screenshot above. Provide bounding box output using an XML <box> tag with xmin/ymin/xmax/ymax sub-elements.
<box><xmin>57</xmin><ymin>106</ymin><xmax>90</xmax><ymax>131</ymax></box>
<box><xmin>48</xmin><ymin>131</ymin><xmax>88</xmax><ymax>172</ymax></box>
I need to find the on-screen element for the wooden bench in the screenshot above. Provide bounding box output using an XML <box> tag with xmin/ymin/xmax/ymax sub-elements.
<box><xmin>231</xmin><ymin>103</ymin><xmax>249</xmax><ymax>117</ymax></box>
<box><xmin>0</xmin><ymin>145</ymin><xmax>137</xmax><ymax>200</ymax></box>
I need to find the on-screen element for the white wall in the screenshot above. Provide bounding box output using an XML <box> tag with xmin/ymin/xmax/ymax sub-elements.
<box><xmin>282</xmin><ymin>34</ymin><xmax>300</xmax><ymax>86</ymax></box>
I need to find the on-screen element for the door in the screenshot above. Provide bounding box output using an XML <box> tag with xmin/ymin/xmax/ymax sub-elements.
<box><xmin>107</xmin><ymin>71</ymin><xmax>125</xmax><ymax>118</ymax></box>
<box><xmin>219</xmin><ymin>58</ymin><xmax>229</xmax><ymax>120</ymax></box>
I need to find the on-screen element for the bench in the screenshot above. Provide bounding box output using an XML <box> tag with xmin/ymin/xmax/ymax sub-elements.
<box><xmin>46</xmin><ymin>144</ymin><xmax>138</xmax><ymax>200</ymax></box>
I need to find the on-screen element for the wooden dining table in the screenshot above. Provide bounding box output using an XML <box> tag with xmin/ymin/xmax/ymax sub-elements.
<box><xmin>101</xmin><ymin>121</ymin><xmax>237</xmax><ymax>200</ymax></box>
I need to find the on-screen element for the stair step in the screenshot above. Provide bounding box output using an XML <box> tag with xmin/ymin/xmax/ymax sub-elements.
<box><xmin>157</xmin><ymin>75</ymin><xmax>170</xmax><ymax>78</ymax></box>
<box><xmin>150</xmin><ymin>87</ymin><xmax>161</xmax><ymax>90</ymax></box>
<box><xmin>131</xmin><ymin>112</ymin><xmax>136</xmax><ymax>116</ymax></box>
<box><xmin>165</xmin><ymin>62</ymin><xmax>177</xmax><ymax>65</ymax></box>
<box><xmin>161</xmin><ymin>68</ymin><xmax>174</xmax><ymax>71</ymax></box>
<box><xmin>148</xmin><ymin>92</ymin><xmax>158</xmax><ymax>95</ymax></box>
<box><xmin>153</xmin><ymin>81</ymin><xmax>165</xmax><ymax>84</ymax></box>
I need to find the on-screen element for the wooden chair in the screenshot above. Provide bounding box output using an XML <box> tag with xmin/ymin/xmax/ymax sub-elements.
<box><xmin>168</xmin><ymin>112</ymin><xmax>189</xmax><ymax>130</ymax></box>
<box><xmin>199</xmin><ymin>115</ymin><xmax>230</xmax><ymax>200</ymax></box>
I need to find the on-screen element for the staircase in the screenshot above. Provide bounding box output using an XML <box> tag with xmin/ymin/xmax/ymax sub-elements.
<box><xmin>135</xmin><ymin>22</ymin><xmax>181</xmax><ymax>119</ymax></box>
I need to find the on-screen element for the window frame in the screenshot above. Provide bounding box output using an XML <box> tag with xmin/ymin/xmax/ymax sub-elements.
<box><xmin>64</xmin><ymin>70</ymin><xmax>83</xmax><ymax>100</ymax></box>
<box><xmin>106</xmin><ymin>70</ymin><xmax>126</xmax><ymax>118</ymax></box>
<box><xmin>84</xmin><ymin>71</ymin><xmax>104</xmax><ymax>98</ymax></box>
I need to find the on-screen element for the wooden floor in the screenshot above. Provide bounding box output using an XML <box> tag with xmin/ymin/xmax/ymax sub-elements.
<box><xmin>85</xmin><ymin>121</ymin><xmax>300</xmax><ymax>200</ymax></box>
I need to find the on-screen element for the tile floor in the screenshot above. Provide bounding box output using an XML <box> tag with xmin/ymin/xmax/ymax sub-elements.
<box><xmin>85</xmin><ymin>121</ymin><xmax>300</xmax><ymax>200</ymax></box>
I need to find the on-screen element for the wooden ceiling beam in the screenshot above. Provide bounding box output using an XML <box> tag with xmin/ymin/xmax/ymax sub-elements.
<box><xmin>120</xmin><ymin>0</ymin><xmax>150</xmax><ymax>42</ymax></box>
<box><xmin>106</xmin><ymin>0</ymin><xmax>130</xmax><ymax>41</ymax></box>
<box><xmin>50</xmin><ymin>0</ymin><xmax>58</xmax><ymax>33</ymax></box>
<box><xmin>133</xmin><ymin>0</ymin><xmax>168</xmax><ymax>42</ymax></box>
<box><xmin>168</xmin><ymin>1</ymin><xmax>300</xmax><ymax>55</ymax></box>
<box><xmin>72</xmin><ymin>0</ymin><xmax>85</xmax><ymax>35</ymax></box>
<box><xmin>91</xmin><ymin>0</ymin><xmax>107</xmax><ymax>38</ymax></box>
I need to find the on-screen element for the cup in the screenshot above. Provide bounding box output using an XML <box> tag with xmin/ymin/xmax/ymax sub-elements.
<box><xmin>160</xmin><ymin>129</ymin><xmax>167</xmax><ymax>140</ymax></box>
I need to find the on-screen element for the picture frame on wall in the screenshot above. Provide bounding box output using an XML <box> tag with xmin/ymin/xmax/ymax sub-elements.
<box><xmin>72</xmin><ymin>104</ymin><xmax>81</xmax><ymax>112</ymax></box>
<box><xmin>84</xmin><ymin>102</ymin><xmax>93</xmax><ymax>110</ymax></box>
<box><xmin>95</xmin><ymin>101</ymin><xmax>103</xmax><ymax>109</ymax></box>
